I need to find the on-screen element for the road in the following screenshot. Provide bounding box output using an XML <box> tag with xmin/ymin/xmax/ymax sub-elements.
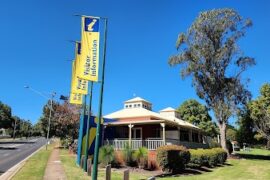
<box><xmin>0</xmin><ymin>137</ymin><xmax>47</xmax><ymax>175</ymax></box>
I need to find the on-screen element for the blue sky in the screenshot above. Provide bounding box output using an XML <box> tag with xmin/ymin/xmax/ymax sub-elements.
<box><xmin>0</xmin><ymin>0</ymin><xmax>269</xmax><ymax>124</ymax></box>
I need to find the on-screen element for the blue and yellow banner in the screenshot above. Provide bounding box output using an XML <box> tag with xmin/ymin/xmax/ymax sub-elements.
<box><xmin>72</xmin><ymin>42</ymin><xmax>88</xmax><ymax>94</ymax></box>
<box><xmin>77</xmin><ymin>17</ymin><xmax>100</xmax><ymax>82</ymax></box>
<box><xmin>81</xmin><ymin>116</ymin><xmax>115</xmax><ymax>156</ymax></box>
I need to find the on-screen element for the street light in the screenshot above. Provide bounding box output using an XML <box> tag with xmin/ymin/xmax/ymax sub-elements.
<box><xmin>24</xmin><ymin>85</ymin><xmax>56</xmax><ymax>150</ymax></box>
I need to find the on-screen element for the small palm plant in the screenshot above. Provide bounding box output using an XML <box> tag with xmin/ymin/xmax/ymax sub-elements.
<box><xmin>133</xmin><ymin>147</ymin><xmax>148</xmax><ymax>169</ymax></box>
<box><xmin>99</xmin><ymin>145</ymin><xmax>115</xmax><ymax>165</ymax></box>
<box><xmin>123</xmin><ymin>143</ymin><xmax>134</xmax><ymax>166</ymax></box>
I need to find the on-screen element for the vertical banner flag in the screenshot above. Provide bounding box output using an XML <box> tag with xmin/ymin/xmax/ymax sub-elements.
<box><xmin>72</xmin><ymin>42</ymin><xmax>88</xmax><ymax>94</ymax></box>
<box><xmin>69</xmin><ymin>92</ymin><xmax>83</xmax><ymax>105</ymax></box>
<box><xmin>77</xmin><ymin>17</ymin><xmax>100</xmax><ymax>82</ymax></box>
<box><xmin>70</xmin><ymin>61</ymin><xmax>83</xmax><ymax>105</ymax></box>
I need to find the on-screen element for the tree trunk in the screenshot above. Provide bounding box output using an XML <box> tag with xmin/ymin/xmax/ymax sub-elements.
<box><xmin>219</xmin><ymin>122</ymin><xmax>229</xmax><ymax>154</ymax></box>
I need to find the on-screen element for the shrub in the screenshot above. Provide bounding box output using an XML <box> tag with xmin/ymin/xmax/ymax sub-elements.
<box><xmin>212</xmin><ymin>148</ymin><xmax>227</xmax><ymax>164</ymax></box>
<box><xmin>99</xmin><ymin>145</ymin><xmax>115</xmax><ymax>165</ymax></box>
<box><xmin>188</xmin><ymin>149</ymin><xmax>204</xmax><ymax>167</ymax></box>
<box><xmin>204</xmin><ymin>149</ymin><xmax>219</xmax><ymax>167</ymax></box>
<box><xmin>188</xmin><ymin>148</ymin><xmax>227</xmax><ymax>168</ymax></box>
<box><xmin>122</xmin><ymin>144</ymin><xmax>136</xmax><ymax>166</ymax></box>
<box><xmin>112</xmin><ymin>151</ymin><xmax>124</xmax><ymax>167</ymax></box>
<box><xmin>156</xmin><ymin>145</ymin><xmax>190</xmax><ymax>173</ymax></box>
<box><xmin>60</xmin><ymin>137</ymin><xmax>72</xmax><ymax>149</ymax></box>
<box><xmin>132</xmin><ymin>147</ymin><xmax>148</xmax><ymax>168</ymax></box>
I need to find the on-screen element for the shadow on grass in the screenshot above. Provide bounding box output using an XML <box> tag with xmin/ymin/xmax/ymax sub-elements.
<box><xmin>236</xmin><ymin>154</ymin><xmax>270</xmax><ymax>160</ymax></box>
<box><xmin>155</xmin><ymin>163</ymin><xmax>233</xmax><ymax>178</ymax></box>
<box><xmin>155</xmin><ymin>167</ymin><xmax>211</xmax><ymax>178</ymax></box>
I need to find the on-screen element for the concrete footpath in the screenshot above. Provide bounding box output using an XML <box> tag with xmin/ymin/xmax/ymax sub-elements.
<box><xmin>43</xmin><ymin>147</ymin><xmax>67</xmax><ymax>180</ymax></box>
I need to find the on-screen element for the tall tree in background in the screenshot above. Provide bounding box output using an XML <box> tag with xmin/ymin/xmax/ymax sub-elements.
<box><xmin>177</xmin><ymin>99</ymin><xmax>218</xmax><ymax>137</ymax></box>
<box><xmin>249</xmin><ymin>83</ymin><xmax>270</xmax><ymax>148</ymax></box>
<box><xmin>0</xmin><ymin>101</ymin><xmax>12</xmax><ymax>129</ymax></box>
<box><xmin>38</xmin><ymin>100</ymin><xmax>80</xmax><ymax>141</ymax></box>
<box><xmin>169</xmin><ymin>9</ymin><xmax>255</xmax><ymax>153</ymax></box>
<box><xmin>54</xmin><ymin>101</ymin><xmax>80</xmax><ymax>140</ymax></box>
<box><xmin>236</xmin><ymin>107</ymin><xmax>255</xmax><ymax>146</ymax></box>
<box><xmin>39</xmin><ymin>100</ymin><xmax>59</xmax><ymax>138</ymax></box>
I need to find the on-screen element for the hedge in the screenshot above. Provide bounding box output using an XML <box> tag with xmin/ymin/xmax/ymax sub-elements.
<box><xmin>157</xmin><ymin>145</ymin><xmax>190</xmax><ymax>173</ymax></box>
<box><xmin>188</xmin><ymin>148</ymin><xmax>227</xmax><ymax>168</ymax></box>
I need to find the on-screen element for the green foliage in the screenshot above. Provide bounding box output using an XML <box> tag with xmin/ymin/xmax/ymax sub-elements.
<box><xmin>38</xmin><ymin>100</ymin><xmax>80</xmax><ymax>141</ymax></box>
<box><xmin>132</xmin><ymin>147</ymin><xmax>148</xmax><ymax>168</ymax></box>
<box><xmin>99</xmin><ymin>145</ymin><xmax>115</xmax><ymax>165</ymax></box>
<box><xmin>10</xmin><ymin>116</ymin><xmax>33</xmax><ymax>138</ymax></box>
<box><xmin>188</xmin><ymin>148</ymin><xmax>227</xmax><ymax>168</ymax></box>
<box><xmin>212</xmin><ymin>148</ymin><xmax>228</xmax><ymax>164</ymax></box>
<box><xmin>169</xmin><ymin>8</ymin><xmax>255</xmax><ymax>152</ymax></box>
<box><xmin>177</xmin><ymin>99</ymin><xmax>211</xmax><ymax>125</ymax></box>
<box><xmin>208</xmin><ymin>138</ymin><xmax>221</xmax><ymax>148</ymax></box>
<box><xmin>236</xmin><ymin>107</ymin><xmax>255</xmax><ymax>146</ymax></box>
<box><xmin>0</xmin><ymin>101</ymin><xmax>12</xmax><ymax>129</ymax></box>
<box><xmin>188</xmin><ymin>149</ymin><xmax>204</xmax><ymax>168</ymax></box>
<box><xmin>61</xmin><ymin>137</ymin><xmax>73</xmax><ymax>149</ymax></box>
<box><xmin>122</xmin><ymin>144</ymin><xmax>135</xmax><ymax>166</ymax></box>
<box><xmin>249</xmin><ymin>83</ymin><xmax>270</xmax><ymax>148</ymax></box>
<box><xmin>177</xmin><ymin>99</ymin><xmax>218</xmax><ymax>137</ymax></box>
<box><xmin>156</xmin><ymin>145</ymin><xmax>190</xmax><ymax>173</ymax></box>
<box><xmin>226</xmin><ymin>126</ymin><xmax>237</xmax><ymax>141</ymax></box>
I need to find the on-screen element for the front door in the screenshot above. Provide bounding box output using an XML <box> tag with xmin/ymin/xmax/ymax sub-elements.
<box><xmin>132</xmin><ymin>128</ymin><xmax>142</xmax><ymax>139</ymax></box>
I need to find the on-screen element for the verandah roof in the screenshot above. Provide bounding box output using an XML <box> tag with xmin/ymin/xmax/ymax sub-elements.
<box><xmin>104</xmin><ymin>107</ymin><xmax>200</xmax><ymax>130</ymax></box>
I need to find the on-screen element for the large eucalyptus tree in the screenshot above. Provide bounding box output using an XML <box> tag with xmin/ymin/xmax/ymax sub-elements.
<box><xmin>169</xmin><ymin>9</ymin><xmax>255</xmax><ymax>153</ymax></box>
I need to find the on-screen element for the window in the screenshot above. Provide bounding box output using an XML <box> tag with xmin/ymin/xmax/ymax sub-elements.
<box><xmin>154</xmin><ymin>128</ymin><xmax>161</xmax><ymax>138</ymax></box>
<box><xmin>180</xmin><ymin>129</ymin><xmax>189</xmax><ymax>141</ymax></box>
<box><xmin>192</xmin><ymin>132</ymin><xmax>199</xmax><ymax>143</ymax></box>
<box><xmin>134</xmin><ymin>104</ymin><xmax>137</xmax><ymax>108</ymax></box>
<box><xmin>138</xmin><ymin>104</ymin><xmax>141</xmax><ymax>107</ymax></box>
<box><xmin>132</xmin><ymin>128</ymin><xmax>142</xmax><ymax>139</ymax></box>
<box><xmin>125</xmin><ymin>105</ymin><xmax>128</xmax><ymax>108</ymax></box>
<box><xmin>129</xmin><ymin>105</ymin><xmax>132</xmax><ymax>108</ymax></box>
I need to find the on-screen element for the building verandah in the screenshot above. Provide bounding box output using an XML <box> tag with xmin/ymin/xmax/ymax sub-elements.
<box><xmin>103</xmin><ymin>121</ymin><xmax>207</xmax><ymax>150</ymax></box>
<box><xmin>103</xmin><ymin>97</ymin><xmax>209</xmax><ymax>150</ymax></box>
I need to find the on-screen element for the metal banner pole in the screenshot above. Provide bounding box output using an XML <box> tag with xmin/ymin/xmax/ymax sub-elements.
<box><xmin>83</xmin><ymin>81</ymin><xmax>94</xmax><ymax>171</ymax></box>
<box><xmin>92</xmin><ymin>17</ymin><xmax>108</xmax><ymax>180</ymax></box>
<box><xmin>76</xmin><ymin>95</ymin><xmax>87</xmax><ymax>165</ymax></box>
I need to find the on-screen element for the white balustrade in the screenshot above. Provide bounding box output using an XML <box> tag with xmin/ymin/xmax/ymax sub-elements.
<box><xmin>145</xmin><ymin>139</ymin><xmax>165</xmax><ymax>150</ymax></box>
<box><xmin>104</xmin><ymin>138</ymin><xmax>208</xmax><ymax>150</ymax></box>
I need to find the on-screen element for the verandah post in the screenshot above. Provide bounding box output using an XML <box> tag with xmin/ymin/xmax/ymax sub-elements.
<box><xmin>128</xmin><ymin>124</ymin><xmax>134</xmax><ymax>147</ymax></box>
<box><xmin>160</xmin><ymin>123</ymin><xmax>166</xmax><ymax>145</ymax></box>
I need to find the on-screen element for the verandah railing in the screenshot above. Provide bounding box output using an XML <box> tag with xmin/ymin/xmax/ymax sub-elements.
<box><xmin>104</xmin><ymin>138</ymin><xmax>165</xmax><ymax>150</ymax></box>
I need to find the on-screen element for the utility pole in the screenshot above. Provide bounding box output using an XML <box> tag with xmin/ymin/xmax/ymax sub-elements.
<box><xmin>24</xmin><ymin>85</ymin><xmax>56</xmax><ymax>150</ymax></box>
<box><xmin>46</xmin><ymin>92</ymin><xmax>56</xmax><ymax>150</ymax></box>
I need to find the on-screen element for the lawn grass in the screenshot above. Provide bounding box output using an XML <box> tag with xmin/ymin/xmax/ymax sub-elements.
<box><xmin>59</xmin><ymin>149</ymin><xmax>150</xmax><ymax>180</ymax></box>
<box><xmin>12</xmin><ymin>144</ymin><xmax>268</xmax><ymax>180</ymax></box>
<box><xmin>12</xmin><ymin>144</ymin><xmax>53</xmax><ymax>180</ymax></box>
<box><xmin>158</xmin><ymin>148</ymin><xmax>270</xmax><ymax>180</ymax></box>
<box><xmin>237</xmin><ymin>148</ymin><xmax>270</xmax><ymax>156</ymax></box>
